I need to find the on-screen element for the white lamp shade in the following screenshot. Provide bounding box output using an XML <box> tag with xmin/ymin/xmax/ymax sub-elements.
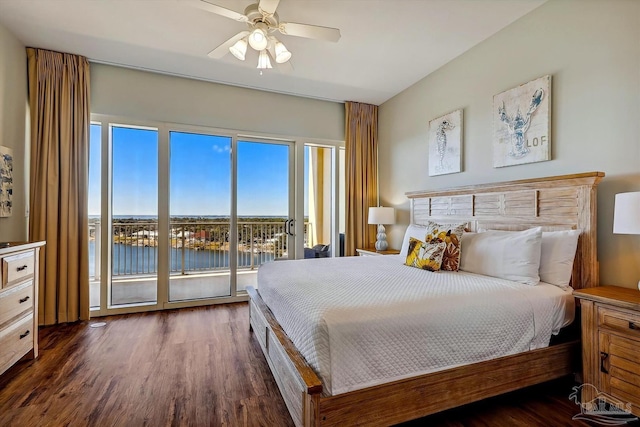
<box><xmin>274</xmin><ymin>42</ymin><xmax>292</xmax><ymax>63</ymax></box>
<box><xmin>368</xmin><ymin>207</ymin><xmax>395</xmax><ymax>225</ymax></box>
<box><xmin>257</xmin><ymin>50</ymin><xmax>272</xmax><ymax>69</ymax></box>
<box><xmin>613</xmin><ymin>192</ymin><xmax>640</xmax><ymax>234</ymax></box>
<box><xmin>248</xmin><ymin>27</ymin><xmax>268</xmax><ymax>51</ymax></box>
<box><xmin>229</xmin><ymin>38</ymin><xmax>247</xmax><ymax>61</ymax></box>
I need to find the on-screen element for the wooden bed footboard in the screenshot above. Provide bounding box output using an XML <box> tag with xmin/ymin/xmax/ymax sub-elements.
<box><xmin>248</xmin><ymin>286</ymin><xmax>579</xmax><ymax>426</ymax></box>
<box><xmin>247</xmin><ymin>286</ymin><xmax>322</xmax><ymax>426</ymax></box>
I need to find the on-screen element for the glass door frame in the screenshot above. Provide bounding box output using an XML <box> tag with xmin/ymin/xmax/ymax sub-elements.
<box><xmin>89</xmin><ymin>114</ymin><xmax>342</xmax><ymax>318</ymax></box>
<box><xmin>236</xmin><ymin>134</ymin><xmax>296</xmax><ymax>266</ymax></box>
<box><xmin>90</xmin><ymin>116</ymin><xmax>161</xmax><ymax>317</ymax></box>
<box><xmin>301</xmin><ymin>142</ymin><xmax>345</xmax><ymax>259</ymax></box>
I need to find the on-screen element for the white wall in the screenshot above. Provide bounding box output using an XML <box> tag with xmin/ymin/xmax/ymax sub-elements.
<box><xmin>91</xmin><ymin>64</ymin><xmax>344</xmax><ymax>142</ymax></box>
<box><xmin>0</xmin><ymin>23</ymin><xmax>28</xmax><ymax>242</ymax></box>
<box><xmin>379</xmin><ymin>0</ymin><xmax>640</xmax><ymax>288</ymax></box>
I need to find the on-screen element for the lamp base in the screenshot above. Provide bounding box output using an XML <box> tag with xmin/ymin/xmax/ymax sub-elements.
<box><xmin>375</xmin><ymin>224</ymin><xmax>388</xmax><ymax>251</ymax></box>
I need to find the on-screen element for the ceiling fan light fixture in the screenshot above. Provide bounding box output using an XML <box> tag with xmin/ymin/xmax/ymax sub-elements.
<box><xmin>229</xmin><ymin>38</ymin><xmax>248</xmax><ymax>60</ymax></box>
<box><xmin>196</xmin><ymin>0</ymin><xmax>341</xmax><ymax>74</ymax></box>
<box><xmin>257</xmin><ymin>50</ymin><xmax>273</xmax><ymax>70</ymax></box>
<box><xmin>248</xmin><ymin>26</ymin><xmax>268</xmax><ymax>51</ymax></box>
<box><xmin>274</xmin><ymin>41</ymin><xmax>291</xmax><ymax>63</ymax></box>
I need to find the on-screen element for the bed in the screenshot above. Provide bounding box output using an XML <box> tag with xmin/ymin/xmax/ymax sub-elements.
<box><xmin>247</xmin><ymin>171</ymin><xmax>604</xmax><ymax>426</ymax></box>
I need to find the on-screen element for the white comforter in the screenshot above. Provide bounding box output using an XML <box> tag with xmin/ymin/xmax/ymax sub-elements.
<box><xmin>257</xmin><ymin>255</ymin><xmax>574</xmax><ymax>396</ymax></box>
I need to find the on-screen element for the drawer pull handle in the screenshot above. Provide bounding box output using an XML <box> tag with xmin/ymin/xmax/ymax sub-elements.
<box><xmin>600</xmin><ymin>351</ymin><xmax>609</xmax><ymax>374</ymax></box>
<box><xmin>19</xmin><ymin>330</ymin><xmax>30</xmax><ymax>339</ymax></box>
<box><xmin>630</xmin><ymin>321</ymin><xmax>638</xmax><ymax>330</ymax></box>
<box><xmin>19</xmin><ymin>296</ymin><xmax>30</xmax><ymax>303</ymax></box>
<box><xmin>16</xmin><ymin>265</ymin><xmax>28</xmax><ymax>272</ymax></box>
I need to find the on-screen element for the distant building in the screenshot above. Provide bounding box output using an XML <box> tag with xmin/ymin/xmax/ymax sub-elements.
<box><xmin>133</xmin><ymin>230</ymin><xmax>158</xmax><ymax>238</ymax></box>
<box><xmin>194</xmin><ymin>230</ymin><xmax>211</xmax><ymax>241</ymax></box>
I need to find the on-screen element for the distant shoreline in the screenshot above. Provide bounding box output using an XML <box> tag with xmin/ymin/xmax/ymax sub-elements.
<box><xmin>88</xmin><ymin>215</ymin><xmax>303</xmax><ymax>221</ymax></box>
<box><xmin>89</xmin><ymin>215</ymin><xmax>288</xmax><ymax>219</ymax></box>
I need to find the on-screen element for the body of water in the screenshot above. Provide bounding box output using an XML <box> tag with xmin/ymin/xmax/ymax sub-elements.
<box><xmin>88</xmin><ymin>241</ymin><xmax>275</xmax><ymax>277</ymax></box>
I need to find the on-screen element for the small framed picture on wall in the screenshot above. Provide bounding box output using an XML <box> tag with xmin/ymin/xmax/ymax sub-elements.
<box><xmin>0</xmin><ymin>145</ymin><xmax>13</xmax><ymax>217</ymax></box>
<box><xmin>428</xmin><ymin>109</ymin><xmax>463</xmax><ymax>176</ymax></box>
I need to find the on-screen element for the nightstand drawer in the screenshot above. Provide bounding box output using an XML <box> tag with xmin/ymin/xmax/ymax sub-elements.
<box><xmin>0</xmin><ymin>313</ymin><xmax>34</xmax><ymax>375</ymax></box>
<box><xmin>0</xmin><ymin>281</ymin><xmax>34</xmax><ymax>326</ymax></box>
<box><xmin>601</xmin><ymin>333</ymin><xmax>640</xmax><ymax>408</ymax></box>
<box><xmin>598</xmin><ymin>306</ymin><xmax>640</xmax><ymax>338</ymax></box>
<box><xmin>2</xmin><ymin>251</ymin><xmax>35</xmax><ymax>289</ymax></box>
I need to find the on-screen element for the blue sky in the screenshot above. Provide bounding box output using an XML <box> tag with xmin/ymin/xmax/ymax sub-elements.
<box><xmin>89</xmin><ymin>124</ymin><xmax>302</xmax><ymax>217</ymax></box>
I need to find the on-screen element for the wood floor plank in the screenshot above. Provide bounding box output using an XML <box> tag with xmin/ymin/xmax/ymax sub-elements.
<box><xmin>0</xmin><ymin>303</ymin><xmax>603</xmax><ymax>426</ymax></box>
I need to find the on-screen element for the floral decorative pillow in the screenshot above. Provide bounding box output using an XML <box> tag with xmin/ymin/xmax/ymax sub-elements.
<box><xmin>424</xmin><ymin>221</ymin><xmax>465</xmax><ymax>271</ymax></box>
<box><xmin>404</xmin><ymin>238</ymin><xmax>446</xmax><ymax>272</ymax></box>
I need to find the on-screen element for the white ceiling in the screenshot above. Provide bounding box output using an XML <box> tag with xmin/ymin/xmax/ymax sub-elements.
<box><xmin>0</xmin><ymin>0</ymin><xmax>546</xmax><ymax>105</ymax></box>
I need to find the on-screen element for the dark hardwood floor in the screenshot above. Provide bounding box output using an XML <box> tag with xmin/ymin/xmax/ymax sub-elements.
<box><xmin>0</xmin><ymin>303</ymin><xmax>600</xmax><ymax>426</ymax></box>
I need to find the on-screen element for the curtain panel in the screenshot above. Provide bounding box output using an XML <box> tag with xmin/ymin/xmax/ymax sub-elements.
<box><xmin>27</xmin><ymin>48</ymin><xmax>91</xmax><ymax>325</ymax></box>
<box><xmin>345</xmin><ymin>101</ymin><xmax>378</xmax><ymax>256</ymax></box>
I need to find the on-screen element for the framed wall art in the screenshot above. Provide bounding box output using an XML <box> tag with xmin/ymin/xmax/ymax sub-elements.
<box><xmin>428</xmin><ymin>109</ymin><xmax>463</xmax><ymax>176</ymax></box>
<box><xmin>0</xmin><ymin>145</ymin><xmax>13</xmax><ymax>217</ymax></box>
<box><xmin>493</xmin><ymin>75</ymin><xmax>551</xmax><ymax>168</ymax></box>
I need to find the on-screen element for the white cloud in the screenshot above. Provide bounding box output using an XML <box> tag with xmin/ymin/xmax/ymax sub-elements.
<box><xmin>212</xmin><ymin>144</ymin><xmax>231</xmax><ymax>153</ymax></box>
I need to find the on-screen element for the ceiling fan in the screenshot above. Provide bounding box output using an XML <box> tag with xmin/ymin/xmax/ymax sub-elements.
<box><xmin>188</xmin><ymin>0</ymin><xmax>341</xmax><ymax>72</ymax></box>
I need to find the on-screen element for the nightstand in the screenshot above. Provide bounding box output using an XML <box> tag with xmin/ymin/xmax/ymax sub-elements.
<box><xmin>356</xmin><ymin>247</ymin><xmax>401</xmax><ymax>256</ymax></box>
<box><xmin>573</xmin><ymin>286</ymin><xmax>640</xmax><ymax>416</ymax></box>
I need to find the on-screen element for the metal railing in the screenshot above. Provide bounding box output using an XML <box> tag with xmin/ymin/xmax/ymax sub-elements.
<box><xmin>89</xmin><ymin>220</ymin><xmax>309</xmax><ymax>279</ymax></box>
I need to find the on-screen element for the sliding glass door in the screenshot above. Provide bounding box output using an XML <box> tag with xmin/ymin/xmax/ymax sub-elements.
<box><xmin>236</xmin><ymin>139</ymin><xmax>293</xmax><ymax>291</ymax></box>
<box><xmin>169</xmin><ymin>131</ymin><xmax>232</xmax><ymax>302</ymax></box>
<box><xmin>304</xmin><ymin>145</ymin><xmax>334</xmax><ymax>257</ymax></box>
<box><xmin>110</xmin><ymin>125</ymin><xmax>159</xmax><ymax>307</ymax></box>
<box><xmin>88</xmin><ymin>116</ymin><xmax>341</xmax><ymax>316</ymax></box>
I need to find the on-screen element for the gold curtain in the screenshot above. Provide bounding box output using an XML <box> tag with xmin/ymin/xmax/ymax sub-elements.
<box><xmin>27</xmin><ymin>48</ymin><xmax>91</xmax><ymax>325</ymax></box>
<box><xmin>345</xmin><ymin>101</ymin><xmax>378</xmax><ymax>256</ymax></box>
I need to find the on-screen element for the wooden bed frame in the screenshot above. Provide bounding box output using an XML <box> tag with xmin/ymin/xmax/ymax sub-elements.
<box><xmin>247</xmin><ymin>171</ymin><xmax>604</xmax><ymax>426</ymax></box>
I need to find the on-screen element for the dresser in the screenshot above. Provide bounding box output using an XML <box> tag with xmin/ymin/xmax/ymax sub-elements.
<box><xmin>0</xmin><ymin>241</ymin><xmax>45</xmax><ymax>376</ymax></box>
<box><xmin>574</xmin><ymin>286</ymin><xmax>640</xmax><ymax>417</ymax></box>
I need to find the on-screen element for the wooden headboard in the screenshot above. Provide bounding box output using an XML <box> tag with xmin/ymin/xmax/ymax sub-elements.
<box><xmin>405</xmin><ymin>172</ymin><xmax>604</xmax><ymax>289</ymax></box>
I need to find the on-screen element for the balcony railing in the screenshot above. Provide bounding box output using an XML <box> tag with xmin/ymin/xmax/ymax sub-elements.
<box><xmin>89</xmin><ymin>220</ymin><xmax>309</xmax><ymax>280</ymax></box>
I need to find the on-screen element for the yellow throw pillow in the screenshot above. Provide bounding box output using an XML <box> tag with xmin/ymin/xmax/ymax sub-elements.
<box><xmin>404</xmin><ymin>237</ymin><xmax>447</xmax><ymax>272</ymax></box>
<box><xmin>424</xmin><ymin>221</ymin><xmax>465</xmax><ymax>272</ymax></box>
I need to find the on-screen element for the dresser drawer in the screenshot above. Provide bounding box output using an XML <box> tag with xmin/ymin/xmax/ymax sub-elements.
<box><xmin>2</xmin><ymin>251</ymin><xmax>35</xmax><ymax>289</ymax></box>
<box><xmin>0</xmin><ymin>281</ymin><xmax>34</xmax><ymax>326</ymax></box>
<box><xmin>598</xmin><ymin>306</ymin><xmax>640</xmax><ymax>339</ymax></box>
<box><xmin>0</xmin><ymin>313</ymin><xmax>34</xmax><ymax>376</ymax></box>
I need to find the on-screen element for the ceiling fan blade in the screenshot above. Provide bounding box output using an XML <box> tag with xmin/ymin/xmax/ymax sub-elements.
<box><xmin>279</xmin><ymin>22</ymin><xmax>341</xmax><ymax>42</ymax></box>
<box><xmin>187</xmin><ymin>0</ymin><xmax>249</xmax><ymax>22</ymax></box>
<box><xmin>208</xmin><ymin>31</ymin><xmax>250</xmax><ymax>59</ymax></box>
<box><xmin>258</xmin><ymin>0</ymin><xmax>280</xmax><ymax>15</ymax></box>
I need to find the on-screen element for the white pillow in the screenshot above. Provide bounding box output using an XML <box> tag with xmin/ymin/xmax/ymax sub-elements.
<box><xmin>539</xmin><ymin>230</ymin><xmax>580</xmax><ymax>289</ymax></box>
<box><xmin>400</xmin><ymin>224</ymin><xmax>429</xmax><ymax>257</ymax></box>
<box><xmin>460</xmin><ymin>227</ymin><xmax>543</xmax><ymax>286</ymax></box>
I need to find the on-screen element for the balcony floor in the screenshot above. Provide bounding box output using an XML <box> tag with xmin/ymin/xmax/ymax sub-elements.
<box><xmin>90</xmin><ymin>270</ymin><xmax>257</xmax><ymax>307</ymax></box>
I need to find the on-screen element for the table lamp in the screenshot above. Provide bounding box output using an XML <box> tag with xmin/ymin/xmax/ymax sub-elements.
<box><xmin>613</xmin><ymin>191</ymin><xmax>640</xmax><ymax>289</ymax></box>
<box><xmin>368</xmin><ymin>206</ymin><xmax>395</xmax><ymax>251</ymax></box>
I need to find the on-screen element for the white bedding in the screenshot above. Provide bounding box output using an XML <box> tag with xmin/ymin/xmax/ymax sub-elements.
<box><xmin>257</xmin><ymin>255</ymin><xmax>575</xmax><ymax>396</ymax></box>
